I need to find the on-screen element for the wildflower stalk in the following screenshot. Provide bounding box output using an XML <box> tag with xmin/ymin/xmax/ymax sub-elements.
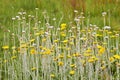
<box><xmin>116</xmin><ymin>34</ymin><xmax>120</xmax><ymax>80</ymax></box>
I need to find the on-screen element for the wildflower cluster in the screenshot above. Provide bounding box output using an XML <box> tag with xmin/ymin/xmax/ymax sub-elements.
<box><xmin>0</xmin><ymin>10</ymin><xmax>120</xmax><ymax>80</ymax></box>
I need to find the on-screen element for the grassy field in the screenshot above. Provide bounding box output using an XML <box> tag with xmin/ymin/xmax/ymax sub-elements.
<box><xmin>0</xmin><ymin>0</ymin><xmax>120</xmax><ymax>80</ymax></box>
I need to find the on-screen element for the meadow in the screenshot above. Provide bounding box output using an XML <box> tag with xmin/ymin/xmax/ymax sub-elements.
<box><xmin>0</xmin><ymin>0</ymin><xmax>120</xmax><ymax>80</ymax></box>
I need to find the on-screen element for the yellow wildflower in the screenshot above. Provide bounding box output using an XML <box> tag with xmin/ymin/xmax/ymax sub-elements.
<box><xmin>35</xmin><ymin>32</ymin><xmax>40</xmax><ymax>36</ymax></box>
<box><xmin>39</xmin><ymin>30</ymin><xmax>44</xmax><ymax>35</ymax></box>
<box><xmin>69</xmin><ymin>42</ymin><xmax>74</xmax><ymax>45</ymax></box>
<box><xmin>67</xmin><ymin>55</ymin><xmax>72</xmax><ymax>58</ymax></box>
<box><xmin>53</xmin><ymin>57</ymin><xmax>58</xmax><ymax>61</ymax></box>
<box><xmin>73</xmin><ymin>53</ymin><xmax>81</xmax><ymax>57</ymax></box>
<box><xmin>81</xmin><ymin>29</ymin><xmax>86</xmax><ymax>32</ymax></box>
<box><xmin>20</xmin><ymin>44</ymin><xmax>27</xmax><ymax>48</ymax></box>
<box><xmin>60</xmin><ymin>23</ymin><xmax>67</xmax><ymax>30</ymax></box>
<box><xmin>31</xmin><ymin>67</ymin><xmax>36</xmax><ymax>71</ymax></box>
<box><xmin>109</xmin><ymin>57</ymin><xmax>115</xmax><ymax>62</ymax></box>
<box><xmin>12</xmin><ymin>50</ymin><xmax>17</xmax><ymax>54</ymax></box>
<box><xmin>113</xmin><ymin>54</ymin><xmax>120</xmax><ymax>59</ymax></box>
<box><xmin>11</xmin><ymin>56</ymin><xmax>17</xmax><ymax>60</ymax></box>
<box><xmin>54</xmin><ymin>40</ymin><xmax>59</xmax><ymax>43</ymax></box>
<box><xmin>110</xmin><ymin>35</ymin><xmax>115</xmax><ymax>38</ymax></box>
<box><xmin>93</xmin><ymin>41</ymin><xmax>98</xmax><ymax>44</ymax></box>
<box><xmin>88</xmin><ymin>58</ymin><xmax>94</xmax><ymax>63</ymax></box>
<box><xmin>42</xmin><ymin>38</ymin><xmax>46</xmax><ymax>42</ymax></box>
<box><xmin>62</xmin><ymin>40</ymin><xmax>68</xmax><ymax>43</ymax></box>
<box><xmin>60</xmin><ymin>32</ymin><xmax>66</xmax><ymax>37</ymax></box>
<box><xmin>33</xmin><ymin>27</ymin><xmax>38</xmax><ymax>30</ymax></box>
<box><xmin>30</xmin><ymin>48</ymin><xmax>36</xmax><ymax>54</ymax></box>
<box><xmin>44</xmin><ymin>49</ymin><xmax>51</xmax><ymax>55</ymax></box>
<box><xmin>39</xmin><ymin>46</ymin><xmax>43</xmax><ymax>49</ymax></box>
<box><xmin>103</xmin><ymin>42</ymin><xmax>107</xmax><ymax>45</ymax></box>
<box><xmin>58</xmin><ymin>61</ymin><xmax>64</xmax><ymax>66</ymax></box>
<box><xmin>110</xmin><ymin>50</ymin><xmax>114</xmax><ymax>53</ymax></box>
<box><xmin>100</xmin><ymin>66</ymin><xmax>106</xmax><ymax>70</ymax></box>
<box><xmin>71</xmin><ymin>36</ymin><xmax>76</xmax><ymax>39</ymax></box>
<box><xmin>2</xmin><ymin>45</ymin><xmax>9</xmax><ymax>50</ymax></box>
<box><xmin>107</xmin><ymin>31</ymin><xmax>112</xmax><ymax>34</ymax></box>
<box><xmin>97</xmin><ymin>45</ymin><xmax>102</xmax><ymax>49</ymax></box>
<box><xmin>4</xmin><ymin>60</ymin><xmax>7</xmax><ymax>63</ymax></box>
<box><xmin>83</xmin><ymin>53</ymin><xmax>91</xmax><ymax>57</ymax></box>
<box><xmin>69</xmin><ymin>70</ymin><xmax>75</xmax><ymax>75</ymax></box>
<box><xmin>98</xmin><ymin>45</ymin><xmax>105</xmax><ymax>55</ymax></box>
<box><xmin>59</xmin><ymin>54</ymin><xmax>64</xmax><ymax>59</ymax></box>
<box><xmin>70</xmin><ymin>64</ymin><xmax>76</xmax><ymax>68</ymax></box>
<box><xmin>86</xmin><ymin>48</ymin><xmax>92</xmax><ymax>53</ymax></box>
<box><xmin>91</xmin><ymin>56</ymin><xmax>98</xmax><ymax>61</ymax></box>
<box><xmin>96</xmin><ymin>34</ymin><xmax>102</xmax><ymax>37</ymax></box>
<box><xmin>30</xmin><ymin>39</ymin><xmax>35</xmax><ymax>42</ymax></box>
<box><xmin>50</xmin><ymin>74</ymin><xmax>55</xmax><ymax>78</ymax></box>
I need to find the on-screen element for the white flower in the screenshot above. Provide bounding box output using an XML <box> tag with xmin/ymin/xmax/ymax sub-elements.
<box><xmin>48</xmin><ymin>26</ymin><xmax>54</xmax><ymax>29</ymax></box>
<box><xmin>22</xmin><ymin>17</ymin><xmax>26</xmax><ymax>20</ymax></box>
<box><xmin>53</xmin><ymin>18</ymin><xmax>56</xmax><ymax>21</ymax></box>
<box><xmin>18</xmin><ymin>12</ymin><xmax>22</xmax><ymax>15</ymax></box>
<box><xmin>74</xmin><ymin>10</ymin><xmax>78</xmax><ymax>13</ymax></box>
<box><xmin>74</xmin><ymin>18</ymin><xmax>80</xmax><ymax>22</ymax></box>
<box><xmin>104</xmin><ymin>26</ymin><xmax>111</xmax><ymax>30</ymax></box>
<box><xmin>35</xmin><ymin>8</ymin><xmax>39</xmax><ymax>10</ymax></box>
<box><xmin>45</xmin><ymin>32</ymin><xmax>49</xmax><ymax>35</ymax></box>
<box><xmin>102</xmin><ymin>12</ymin><xmax>107</xmax><ymax>16</ymax></box>
<box><xmin>12</xmin><ymin>18</ymin><xmax>16</xmax><ymax>20</ymax></box>
<box><xmin>22</xmin><ymin>30</ymin><xmax>25</xmax><ymax>33</ymax></box>
<box><xmin>68</xmin><ymin>30</ymin><xmax>72</xmax><ymax>32</ymax></box>
<box><xmin>23</xmin><ymin>12</ymin><xmax>26</xmax><ymax>15</ymax></box>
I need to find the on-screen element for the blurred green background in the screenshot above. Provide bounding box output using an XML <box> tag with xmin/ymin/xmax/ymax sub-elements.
<box><xmin>0</xmin><ymin>0</ymin><xmax>120</xmax><ymax>39</ymax></box>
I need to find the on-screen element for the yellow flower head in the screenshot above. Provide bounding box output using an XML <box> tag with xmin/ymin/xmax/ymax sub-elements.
<box><xmin>50</xmin><ymin>74</ymin><xmax>55</xmax><ymax>78</ymax></box>
<box><xmin>42</xmin><ymin>38</ymin><xmax>46</xmax><ymax>42</ymax></box>
<box><xmin>88</xmin><ymin>58</ymin><xmax>94</xmax><ymax>63</ymax></box>
<box><xmin>30</xmin><ymin>48</ymin><xmax>36</xmax><ymax>54</ymax></box>
<box><xmin>39</xmin><ymin>30</ymin><xmax>44</xmax><ymax>34</ymax></box>
<box><xmin>33</xmin><ymin>27</ymin><xmax>38</xmax><ymax>30</ymax></box>
<box><xmin>2</xmin><ymin>45</ymin><xmax>9</xmax><ymax>50</ymax></box>
<box><xmin>83</xmin><ymin>53</ymin><xmax>91</xmax><ymax>57</ymax></box>
<box><xmin>20</xmin><ymin>43</ymin><xmax>27</xmax><ymax>48</ymax></box>
<box><xmin>44</xmin><ymin>49</ymin><xmax>51</xmax><ymax>55</ymax></box>
<box><xmin>11</xmin><ymin>56</ymin><xmax>17</xmax><ymax>60</ymax></box>
<box><xmin>30</xmin><ymin>39</ymin><xmax>35</xmax><ymax>43</ymax></box>
<box><xmin>69</xmin><ymin>42</ymin><xmax>74</xmax><ymax>45</ymax></box>
<box><xmin>69</xmin><ymin>70</ymin><xmax>75</xmax><ymax>75</ymax></box>
<box><xmin>59</xmin><ymin>54</ymin><xmax>64</xmax><ymax>59</ymax></box>
<box><xmin>86</xmin><ymin>48</ymin><xmax>92</xmax><ymax>53</ymax></box>
<box><xmin>100</xmin><ymin>66</ymin><xmax>106</xmax><ymax>70</ymax></box>
<box><xmin>113</xmin><ymin>54</ymin><xmax>120</xmax><ymax>59</ymax></box>
<box><xmin>70</xmin><ymin>64</ymin><xmax>76</xmax><ymax>68</ymax></box>
<box><xmin>60</xmin><ymin>32</ymin><xmax>66</xmax><ymax>37</ymax></box>
<box><xmin>60</xmin><ymin>23</ymin><xmax>67</xmax><ymax>30</ymax></box>
<box><xmin>109</xmin><ymin>57</ymin><xmax>115</xmax><ymax>62</ymax></box>
<box><xmin>97</xmin><ymin>45</ymin><xmax>105</xmax><ymax>55</ymax></box>
<box><xmin>58</xmin><ymin>61</ymin><xmax>64</xmax><ymax>66</ymax></box>
<box><xmin>97</xmin><ymin>45</ymin><xmax>102</xmax><ymax>49</ymax></box>
<box><xmin>67</xmin><ymin>55</ymin><xmax>72</xmax><ymax>58</ymax></box>
<box><xmin>31</xmin><ymin>67</ymin><xmax>36</xmax><ymax>71</ymax></box>
<box><xmin>4</xmin><ymin>60</ymin><xmax>7</xmax><ymax>63</ymax></box>
<box><xmin>54</xmin><ymin>40</ymin><xmax>59</xmax><ymax>43</ymax></box>
<box><xmin>62</xmin><ymin>40</ymin><xmax>68</xmax><ymax>43</ymax></box>
<box><xmin>35</xmin><ymin>32</ymin><xmax>40</xmax><ymax>36</ymax></box>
